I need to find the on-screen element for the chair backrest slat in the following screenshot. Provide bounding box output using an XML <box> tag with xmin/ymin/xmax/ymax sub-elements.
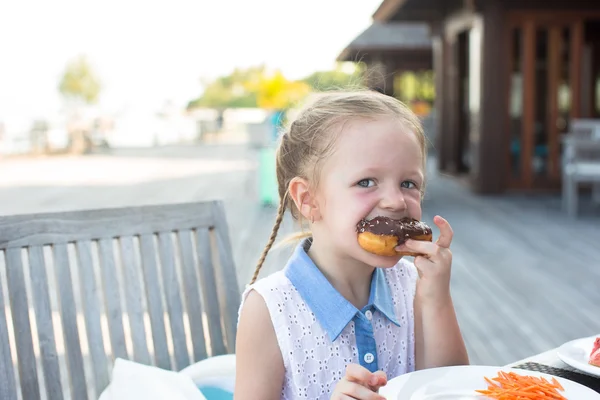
<box><xmin>177</xmin><ymin>229</ymin><xmax>208</xmax><ymax>362</ymax></box>
<box><xmin>97</xmin><ymin>238</ymin><xmax>128</xmax><ymax>361</ymax></box>
<box><xmin>138</xmin><ymin>233</ymin><xmax>171</xmax><ymax>370</ymax></box>
<box><xmin>119</xmin><ymin>237</ymin><xmax>151</xmax><ymax>365</ymax></box>
<box><xmin>0</xmin><ymin>203</ymin><xmax>214</xmax><ymax>249</ymax></box>
<box><xmin>195</xmin><ymin>228</ymin><xmax>227</xmax><ymax>356</ymax></box>
<box><xmin>5</xmin><ymin>247</ymin><xmax>41</xmax><ymax>400</ymax></box>
<box><xmin>0</xmin><ymin>253</ymin><xmax>18</xmax><ymax>400</ymax></box>
<box><xmin>157</xmin><ymin>232</ymin><xmax>189</xmax><ymax>371</ymax></box>
<box><xmin>75</xmin><ymin>240</ymin><xmax>110</xmax><ymax>395</ymax></box>
<box><xmin>28</xmin><ymin>246</ymin><xmax>64</xmax><ymax>400</ymax></box>
<box><xmin>0</xmin><ymin>201</ymin><xmax>241</xmax><ymax>399</ymax></box>
<box><xmin>212</xmin><ymin>202</ymin><xmax>242</xmax><ymax>351</ymax></box>
<box><xmin>52</xmin><ymin>244</ymin><xmax>87</xmax><ymax>400</ymax></box>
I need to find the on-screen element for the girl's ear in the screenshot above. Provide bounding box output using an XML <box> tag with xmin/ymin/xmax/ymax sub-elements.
<box><xmin>288</xmin><ymin>177</ymin><xmax>321</xmax><ymax>223</ymax></box>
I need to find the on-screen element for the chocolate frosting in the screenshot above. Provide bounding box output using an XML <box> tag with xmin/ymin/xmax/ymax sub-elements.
<box><xmin>356</xmin><ymin>216</ymin><xmax>432</xmax><ymax>244</ymax></box>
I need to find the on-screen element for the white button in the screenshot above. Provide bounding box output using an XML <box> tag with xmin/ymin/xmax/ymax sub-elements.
<box><xmin>365</xmin><ymin>310</ymin><xmax>373</xmax><ymax>321</ymax></box>
<box><xmin>364</xmin><ymin>353</ymin><xmax>375</xmax><ymax>363</ymax></box>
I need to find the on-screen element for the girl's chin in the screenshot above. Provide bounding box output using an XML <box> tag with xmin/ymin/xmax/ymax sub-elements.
<box><xmin>364</xmin><ymin>253</ymin><xmax>403</xmax><ymax>268</ymax></box>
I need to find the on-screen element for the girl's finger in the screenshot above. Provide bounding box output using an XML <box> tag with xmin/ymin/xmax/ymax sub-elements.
<box><xmin>369</xmin><ymin>370</ymin><xmax>388</xmax><ymax>391</ymax></box>
<box><xmin>400</xmin><ymin>239</ymin><xmax>437</xmax><ymax>256</ymax></box>
<box><xmin>372</xmin><ymin>370</ymin><xmax>387</xmax><ymax>385</ymax></box>
<box><xmin>434</xmin><ymin>215</ymin><xmax>453</xmax><ymax>248</ymax></box>
<box><xmin>412</xmin><ymin>253</ymin><xmax>435</xmax><ymax>277</ymax></box>
<box><xmin>337</xmin><ymin>380</ymin><xmax>385</xmax><ymax>400</ymax></box>
<box><xmin>332</xmin><ymin>394</ymin><xmax>355</xmax><ymax>400</ymax></box>
<box><xmin>344</xmin><ymin>363</ymin><xmax>375</xmax><ymax>386</ymax></box>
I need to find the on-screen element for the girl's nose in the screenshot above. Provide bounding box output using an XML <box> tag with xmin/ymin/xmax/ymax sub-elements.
<box><xmin>379</xmin><ymin>186</ymin><xmax>407</xmax><ymax>212</ymax></box>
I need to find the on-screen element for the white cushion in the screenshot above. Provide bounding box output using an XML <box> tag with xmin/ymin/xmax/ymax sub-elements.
<box><xmin>180</xmin><ymin>354</ymin><xmax>236</xmax><ymax>393</ymax></box>
<box><xmin>98</xmin><ymin>358</ymin><xmax>207</xmax><ymax>400</ymax></box>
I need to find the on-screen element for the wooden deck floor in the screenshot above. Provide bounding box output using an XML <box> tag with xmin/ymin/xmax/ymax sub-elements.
<box><xmin>234</xmin><ymin>158</ymin><xmax>600</xmax><ymax>367</ymax></box>
<box><xmin>1</xmin><ymin>143</ymin><xmax>598</xmax><ymax>399</ymax></box>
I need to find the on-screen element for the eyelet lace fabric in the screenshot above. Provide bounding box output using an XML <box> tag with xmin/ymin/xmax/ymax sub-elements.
<box><xmin>240</xmin><ymin>259</ymin><xmax>418</xmax><ymax>400</ymax></box>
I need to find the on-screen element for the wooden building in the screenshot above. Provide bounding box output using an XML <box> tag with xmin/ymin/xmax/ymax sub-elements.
<box><xmin>337</xmin><ymin>21</ymin><xmax>433</xmax><ymax>96</ymax></box>
<box><xmin>373</xmin><ymin>0</ymin><xmax>600</xmax><ymax>194</ymax></box>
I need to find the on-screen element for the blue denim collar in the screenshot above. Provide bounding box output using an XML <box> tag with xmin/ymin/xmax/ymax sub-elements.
<box><xmin>284</xmin><ymin>238</ymin><xmax>400</xmax><ymax>341</ymax></box>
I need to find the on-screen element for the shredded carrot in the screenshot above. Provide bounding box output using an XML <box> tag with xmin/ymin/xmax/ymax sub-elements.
<box><xmin>475</xmin><ymin>370</ymin><xmax>568</xmax><ymax>399</ymax></box>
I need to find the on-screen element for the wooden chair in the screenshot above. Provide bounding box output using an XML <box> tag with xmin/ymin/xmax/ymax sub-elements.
<box><xmin>570</xmin><ymin>118</ymin><xmax>600</xmax><ymax>139</ymax></box>
<box><xmin>0</xmin><ymin>201</ymin><xmax>241</xmax><ymax>400</ymax></box>
<box><xmin>562</xmin><ymin>133</ymin><xmax>600</xmax><ymax>217</ymax></box>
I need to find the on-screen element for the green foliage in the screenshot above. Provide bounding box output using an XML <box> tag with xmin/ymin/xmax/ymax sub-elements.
<box><xmin>58</xmin><ymin>55</ymin><xmax>101</xmax><ymax>105</ymax></box>
<box><xmin>394</xmin><ymin>71</ymin><xmax>435</xmax><ymax>103</ymax></box>
<box><xmin>187</xmin><ymin>63</ymin><xmax>366</xmax><ymax>110</ymax></box>
<box><xmin>188</xmin><ymin>65</ymin><xmax>265</xmax><ymax>109</ymax></box>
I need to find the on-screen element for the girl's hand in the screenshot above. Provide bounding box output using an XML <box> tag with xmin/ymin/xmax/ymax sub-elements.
<box><xmin>397</xmin><ymin>215</ymin><xmax>453</xmax><ymax>306</ymax></box>
<box><xmin>331</xmin><ymin>363</ymin><xmax>387</xmax><ymax>400</ymax></box>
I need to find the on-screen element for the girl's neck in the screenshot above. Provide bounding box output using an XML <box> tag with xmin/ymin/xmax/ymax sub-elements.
<box><xmin>307</xmin><ymin>234</ymin><xmax>374</xmax><ymax>310</ymax></box>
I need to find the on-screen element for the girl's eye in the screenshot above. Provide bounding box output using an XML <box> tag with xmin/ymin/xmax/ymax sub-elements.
<box><xmin>401</xmin><ymin>181</ymin><xmax>417</xmax><ymax>189</ymax></box>
<box><xmin>357</xmin><ymin>179</ymin><xmax>375</xmax><ymax>188</ymax></box>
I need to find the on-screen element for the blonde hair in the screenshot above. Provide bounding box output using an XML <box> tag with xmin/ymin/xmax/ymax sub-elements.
<box><xmin>249</xmin><ymin>90</ymin><xmax>427</xmax><ymax>285</ymax></box>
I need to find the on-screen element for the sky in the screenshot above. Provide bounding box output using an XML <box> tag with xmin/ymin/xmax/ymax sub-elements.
<box><xmin>0</xmin><ymin>0</ymin><xmax>381</xmax><ymax>122</ymax></box>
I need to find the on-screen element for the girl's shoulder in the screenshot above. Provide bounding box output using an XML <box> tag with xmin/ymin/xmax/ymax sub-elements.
<box><xmin>241</xmin><ymin>270</ymin><xmax>294</xmax><ymax>304</ymax></box>
<box><xmin>238</xmin><ymin>270</ymin><xmax>298</xmax><ymax>324</ymax></box>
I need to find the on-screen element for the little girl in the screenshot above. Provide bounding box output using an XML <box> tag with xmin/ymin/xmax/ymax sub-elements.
<box><xmin>235</xmin><ymin>90</ymin><xmax>469</xmax><ymax>400</ymax></box>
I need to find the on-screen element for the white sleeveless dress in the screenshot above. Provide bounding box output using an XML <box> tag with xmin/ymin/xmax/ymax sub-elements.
<box><xmin>239</xmin><ymin>240</ymin><xmax>418</xmax><ymax>399</ymax></box>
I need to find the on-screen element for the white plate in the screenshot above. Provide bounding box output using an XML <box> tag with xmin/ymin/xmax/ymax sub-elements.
<box><xmin>557</xmin><ymin>334</ymin><xmax>600</xmax><ymax>378</ymax></box>
<box><xmin>379</xmin><ymin>365</ymin><xmax>600</xmax><ymax>399</ymax></box>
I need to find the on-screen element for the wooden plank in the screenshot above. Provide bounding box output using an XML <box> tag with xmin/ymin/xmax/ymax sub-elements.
<box><xmin>420</xmin><ymin>171</ymin><xmax>600</xmax><ymax>365</ymax></box>
<box><xmin>0</xmin><ymin>201</ymin><xmax>215</xmax><ymax>250</ymax></box>
<box><xmin>521</xmin><ymin>20</ymin><xmax>535</xmax><ymax>188</ymax></box>
<box><xmin>118</xmin><ymin>236</ymin><xmax>151</xmax><ymax>365</ymax></box>
<box><xmin>547</xmin><ymin>26</ymin><xmax>561</xmax><ymax>181</ymax></box>
<box><xmin>157</xmin><ymin>232</ymin><xmax>189</xmax><ymax>370</ymax></box>
<box><xmin>75</xmin><ymin>240</ymin><xmax>110</xmax><ymax>394</ymax></box>
<box><xmin>0</xmin><ymin>251</ymin><xmax>18</xmax><ymax>400</ymax></box>
<box><xmin>176</xmin><ymin>230</ymin><xmax>207</xmax><ymax>362</ymax></box>
<box><xmin>139</xmin><ymin>234</ymin><xmax>170</xmax><ymax>370</ymax></box>
<box><xmin>52</xmin><ymin>244</ymin><xmax>87</xmax><ymax>400</ymax></box>
<box><xmin>97</xmin><ymin>239</ymin><xmax>128</xmax><ymax>361</ymax></box>
<box><xmin>27</xmin><ymin>246</ymin><xmax>64</xmax><ymax>400</ymax></box>
<box><xmin>211</xmin><ymin>201</ymin><xmax>241</xmax><ymax>353</ymax></box>
<box><xmin>247</xmin><ymin>168</ymin><xmax>600</xmax><ymax>366</ymax></box>
<box><xmin>195</xmin><ymin>228</ymin><xmax>227</xmax><ymax>356</ymax></box>
<box><xmin>480</xmin><ymin>210</ymin><xmax>595</xmax><ymax>336</ymax></box>
<box><xmin>5</xmin><ymin>248</ymin><xmax>41</xmax><ymax>400</ymax></box>
<box><xmin>570</xmin><ymin>20</ymin><xmax>584</xmax><ymax>119</ymax></box>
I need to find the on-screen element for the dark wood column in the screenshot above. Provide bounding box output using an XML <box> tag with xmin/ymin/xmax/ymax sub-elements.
<box><xmin>473</xmin><ymin>0</ymin><xmax>509</xmax><ymax>194</ymax></box>
<box><xmin>570</xmin><ymin>20</ymin><xmax>584</xmax><ymax>119</ymax></box>
<box><xmin>431</xmin><ymin>22</ymin><xmax>450</xmax><ymax>171</ymax></box>
<box><xmin>445</xmin><ymin>30</ymin><xmax>460</xmax><ymax>174</ymax></box>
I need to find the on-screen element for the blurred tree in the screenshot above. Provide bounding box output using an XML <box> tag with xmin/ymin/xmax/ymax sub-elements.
<box><xmin>257</xmin><ymin>71</ymin><xmax>311</xmax><ymax>109</ymax></box>
<box><xmin>187</xmin><ymin>65</ymin><xmax>265</xmax><ymax>109</ymax></box>
<box><xmin>58</xmin><ymin>55</ymin><xmax>101</xmax><ymax>105</ymax></box>
<box><xmin>394</xmin><ymin>71</ymin><xmax>435</xmax><ymax>103</ymax></box>
<box><xmin>301</xmin><ymin>63</ymin><xmax>366</xmax><ymax>91</ymax></box>
<box><xmin>393</xmin><ymin>71</ymin><xmax>435</xmax><ymax>117</ymax></box>
<box><xmin>188</xmin><ymin>65</ymin><xmax>312</xmax><ymax>110</ymax></box>
<box><xmin>57</xmin><ymin>55</ymin><xmax>101</xmax><ymax>155</ymax></box>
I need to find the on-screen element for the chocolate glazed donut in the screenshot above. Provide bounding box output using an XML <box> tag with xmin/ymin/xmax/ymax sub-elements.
<box><xmin>356</xmin><ymin>216</ymin><xmax>433</xmax><ymax>257</ymax></box>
